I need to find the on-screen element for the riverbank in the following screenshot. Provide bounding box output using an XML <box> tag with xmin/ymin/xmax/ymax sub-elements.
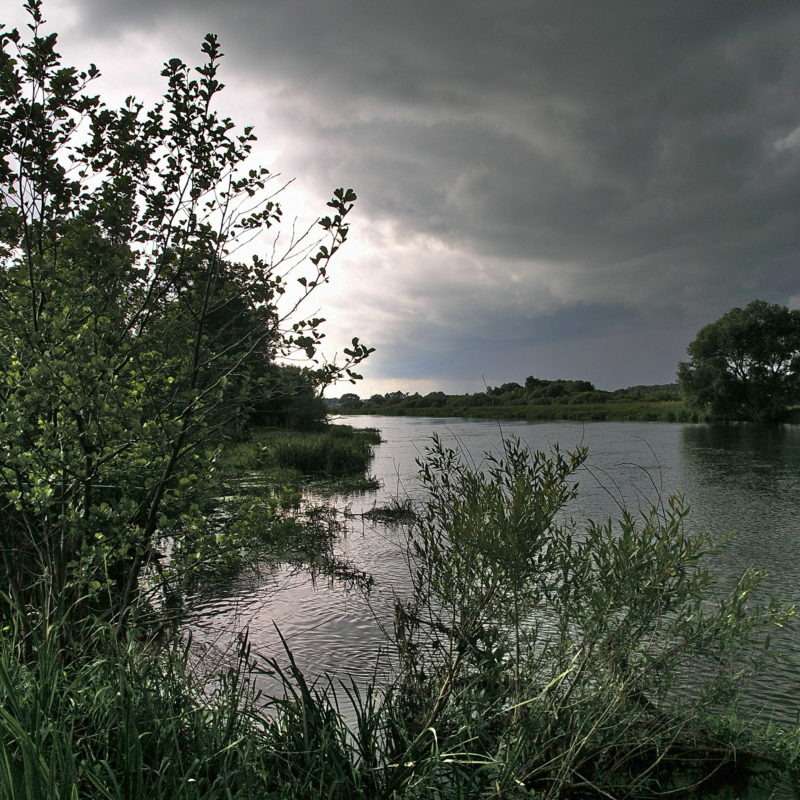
<box><xmin>3</xmin><ymin>420</ymin><xmax>799</xmax><ymax>798</ymax></box>
<box><xmin>342</xmin><ymin>399</ymin><xmax>702</xmax><ymax>422</ymax></box>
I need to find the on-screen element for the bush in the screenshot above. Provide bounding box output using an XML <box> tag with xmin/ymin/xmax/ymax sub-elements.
<box><xmin>389</xmin><ymin>435</ymin><xmax>797</xmax><ymax>796</ymax></box>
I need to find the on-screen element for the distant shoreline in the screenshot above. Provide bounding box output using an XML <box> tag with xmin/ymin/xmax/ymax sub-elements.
<box><xmin>337</xmin><ymin>400</ymin><xmax>700</xmax><ymax>423</ymax></box>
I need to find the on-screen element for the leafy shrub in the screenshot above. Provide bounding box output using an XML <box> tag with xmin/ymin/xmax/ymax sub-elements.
<box><xmin>388</xmin><ymin>435</ymin><xmax>797</xmax><ymax>796</ymax></box>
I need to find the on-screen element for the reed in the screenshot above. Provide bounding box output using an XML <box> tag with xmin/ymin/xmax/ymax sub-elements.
<box><xmin>0</xmin><ymin>615</ymin><xmax>273</xmax><ymax>799</ymax></box>
<box><xmin>261</xmin><ymin>425</ymin><xmax>381</xmax><ymax>476</ymax></box>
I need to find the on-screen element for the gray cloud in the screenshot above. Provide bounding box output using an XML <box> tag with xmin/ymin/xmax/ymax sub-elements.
<box><xmin>18</xmin><ymin>0</ymin><xmax>800</xmax><ymax>391</ymax></box>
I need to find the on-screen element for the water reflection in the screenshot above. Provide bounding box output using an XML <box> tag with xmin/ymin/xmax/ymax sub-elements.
<box><xmin>682</xmin><ymin>423</ymin><xmax>800</xmax><ymax>488</ymax></box>
<box><xmin>677</xmin><ymin>423</ymin><xmax>800</xmax><ymax>727</ymax></box>
<box><xmin>678</xmin><ymin>424</ymin><xmax>800</xmax><ymax>595</ymax></box>
<box><xmin>189</xmin><ymin>417</ymin><xmax>800</xmax><ymax>728</ymax></box>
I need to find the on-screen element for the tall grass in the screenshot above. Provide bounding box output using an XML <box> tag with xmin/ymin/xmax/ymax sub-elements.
<box><xmin>0</xmin><ymin>616</ymin><xmax>273</xmax><ymax>799</ymax></box>
<box><xmin>0</xmin><ymin>615</ymin><xmax>425</xmax><ymax>800</ymax></box>
<box><xmin>261</xmin><ymin>425</ymin><xmax>381</xmax><ymax>475</ymax></box>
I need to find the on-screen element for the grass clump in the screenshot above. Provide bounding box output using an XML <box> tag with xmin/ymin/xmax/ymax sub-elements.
<box><xmin>0</xmin><ymin>619</ymin><xmax>272</xmax><ymax>800</ymax></box>
<box><xmin>260</xmin><ymin>425</ymin><xmax>381</xmax><ymax>476</ymax></box>
<box><xmin>361</xmin><ymin>497</ymin><xmax>417</xmax><ymax>524</ymax></box>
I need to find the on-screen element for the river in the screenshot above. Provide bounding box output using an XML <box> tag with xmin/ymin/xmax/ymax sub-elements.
<box><xmin>188</xmin><ymin>416</ymin><xmax>800</xmax><ymax>727</ymax></box>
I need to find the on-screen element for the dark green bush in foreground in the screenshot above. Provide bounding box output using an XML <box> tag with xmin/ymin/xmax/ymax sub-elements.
<box><xmin>386</xmin><ymin>436</ymin><xmax>799</xmax><ymax>796</ymax></box>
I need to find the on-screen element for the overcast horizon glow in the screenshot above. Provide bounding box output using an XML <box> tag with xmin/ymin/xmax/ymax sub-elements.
<box><xmin>5</xmin><ymin>1</ymin><xmax>799</xmax><ymax>397</ymax></box>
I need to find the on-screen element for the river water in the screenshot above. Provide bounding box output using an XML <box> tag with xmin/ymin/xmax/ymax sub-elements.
<box><xmin>188</xmin><ymin>416</ymin><xmax>800</xmax><ymax>727</ymax></box>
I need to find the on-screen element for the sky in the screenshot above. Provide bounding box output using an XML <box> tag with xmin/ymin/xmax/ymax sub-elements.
<box><xmin>5</xmin><ymin>1</ymin><xmax>800</xmax><ymax>396</ymax></box>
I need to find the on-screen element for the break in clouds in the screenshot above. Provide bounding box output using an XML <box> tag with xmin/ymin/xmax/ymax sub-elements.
<box><xmin>14</xmin><ymin>0</ymin><xmax>800</xmax><ymax>391</ymax></box>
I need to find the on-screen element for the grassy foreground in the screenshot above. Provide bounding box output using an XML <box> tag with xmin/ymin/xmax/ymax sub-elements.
<box><xmin>2</xmin><ymin>429</ymin><xmax>799</xmax><ymax>798</ymax></box>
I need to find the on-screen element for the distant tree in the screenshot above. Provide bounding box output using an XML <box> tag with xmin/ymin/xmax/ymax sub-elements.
<box><xmin>339</xmin><ymin>392</ymin><xmax>362</xmax><ymax>408</ymax></box>
<box><xmin>524</xmin><ymin>376</ymin><xmax>547</xmax><ymax>391</ymax></box>
<box><xmin>677</xmin><ymin>300</ymin><xmax>800</xmax><ymax>422</ymax></box>
<box><xmin>422</xmin><ymin>391</ymin><xmax>447</xmax><ymax>407</ymax></box>
<box><xmin>384</xmin><ymin>390</ymin><xmax>407</xmax><ymax>404</ymax></box>
<box><xmin>490</xmin><ymin>382</ymin><xmax>524</xmax><ymax>397</ymax></box>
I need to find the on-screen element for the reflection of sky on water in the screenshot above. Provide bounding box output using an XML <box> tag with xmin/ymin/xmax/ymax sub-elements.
<box><xmin>188</xmin><ymin>416</ymin><xmax>800</xmax><ymax>727</ymax></box>
<box><xmin>678</xmin><ymin>424</ymin><xmax>800</xmax><ymax>597</ymax></box>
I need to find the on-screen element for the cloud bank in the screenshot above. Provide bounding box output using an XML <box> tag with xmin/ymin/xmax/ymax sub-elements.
<box><xmin>9</xmin><ymin>0</ymin><xmax>800</xmax><ymax>392</ymax></box>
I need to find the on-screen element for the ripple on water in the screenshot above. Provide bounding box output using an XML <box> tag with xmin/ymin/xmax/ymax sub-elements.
<box><xmin>188</xmin><ymin>417</ymin><xmax>800</xmax><ymax>728</ymax></box>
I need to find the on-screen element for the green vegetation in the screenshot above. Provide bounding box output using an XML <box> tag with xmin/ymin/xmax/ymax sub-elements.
<box><xmin>678</xmin><ymin>299</ymin><xmax>800</xmax><ymax>422</ymax></box>
<box><xmin>216</xmin><ymin>425</ymin><xmax>381</xmax><ymax>481</ymax></box>
<box><xmin>338</xmin><ymin>381</ymin><xmax>697</xmax><ymax>422</ymax></box>
<box><xmin>1</xmin><ymin>6</ymin><xmax>799</xmax><ymax>799</ymax></box>
<box><xmin>4</xmin><ymin>437</ymin><xmax>798</xmax><ymax>799</ymax></box>
<box><xmin>0</xmin><ymin>619</ymin><xmax>272</xmax><ymax>799</ymax></box>
<box><xmin>360</xmin><ymin>496</ymin><xmax>417</xmax><ymax>524</ymax></box>
<box><xmin>262</xmin><ymin>425</ymin><xmax>382</xmax><ymax>476</ymax></box>
<box><xmin>0</xmin><ymin>2</ymin><xmax>371</xmax><ymax>625</ymax></box>
<box><xmin>389</xmin><ymin>436</ymin><xmax>799</xmax><ymax>796</ymax></box>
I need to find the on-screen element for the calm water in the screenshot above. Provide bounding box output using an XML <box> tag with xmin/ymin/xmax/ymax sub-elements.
<box><xmin>188</xmin><ymin>416</ymin><xmax>800</xmax><ymax>727</ymax></box>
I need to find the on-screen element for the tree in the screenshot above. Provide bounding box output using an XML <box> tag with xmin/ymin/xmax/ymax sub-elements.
<box><xmin>338</xmin><ymin>392</ymin><xmax>362</xmax><ymax>409</ymax></box>
<box><xmin>250</xmin><ymin>364</ymin><xmax>328</xmax><ymax>429</ymax></box>
<box><xmin>678</xmin><ymin>300</ymin><xmax>800</xmax><ymax>422</ymax></box>
<box><xmin>0</xmin><ymin>2</ymin><xmax>371</xmax><ymax>624</ymax></box>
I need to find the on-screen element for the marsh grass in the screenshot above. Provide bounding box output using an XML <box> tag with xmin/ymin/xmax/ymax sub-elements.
<box><xmin>179</xmin><ymin>422</ymin><xmax>382</xmax><ymax>592</ymax></box>
<box><xmin>217</xmin><ymin>424</ymin><xmax>381</xmax><ymax>482</ymax></box>
<box><xmin>361</xmin><ymin>497</ymin><xmax>417</xmax><ymax>524</ymax></box>
<box><xmin>263</xmin><ymin>426</ymin><xmax>380</xmax><ymax>475</ymax></box>
<box><xmin>0</xmin><ymin>614</ymin><xmax>273</xmax><ymax>800</ymax></box>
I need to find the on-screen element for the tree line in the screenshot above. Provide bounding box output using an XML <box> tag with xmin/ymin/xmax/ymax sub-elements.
<box><xmin>338</xmin><ymin>379</ymin><xmax>680</xmax><ymax>412</ymax></box>
<box><xmin>340</xmin><ymin>299</ymin><xmax>800</xmax><ymax>424</ymax></box>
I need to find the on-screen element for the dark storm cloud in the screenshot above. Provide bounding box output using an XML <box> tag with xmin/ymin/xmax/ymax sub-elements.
<box><xmin>41</xmin><ymin>0</ymin><xmax>800</xmax><ymax>388</ymax></box>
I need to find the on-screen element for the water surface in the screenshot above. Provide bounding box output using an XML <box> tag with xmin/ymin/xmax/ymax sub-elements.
<box><xmin>188</xmin><ymin>416</ymin><xmax>800</xmax><ymax>727</ymax></box>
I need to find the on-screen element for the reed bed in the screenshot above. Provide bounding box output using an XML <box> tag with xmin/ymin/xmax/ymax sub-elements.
<box><xmin>261</xmin><ymin>425</ymin><xmax>381</xmax><ymax>476</ymax></box>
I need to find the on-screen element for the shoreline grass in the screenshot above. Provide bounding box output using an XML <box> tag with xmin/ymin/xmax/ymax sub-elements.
<box><xmin>215</xmin><ymin>423</ymin><xmax>382</xmax><ymax>483</ymax></box>
<box><xmin>265</xmin><ymin>425</ymin><xmax>381</xmax><ymax>475</ymax></box>
<box><xmin>341</xmin><ymin>400</ymin><xmax>706</xmax><ymax>423</ymax></box>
